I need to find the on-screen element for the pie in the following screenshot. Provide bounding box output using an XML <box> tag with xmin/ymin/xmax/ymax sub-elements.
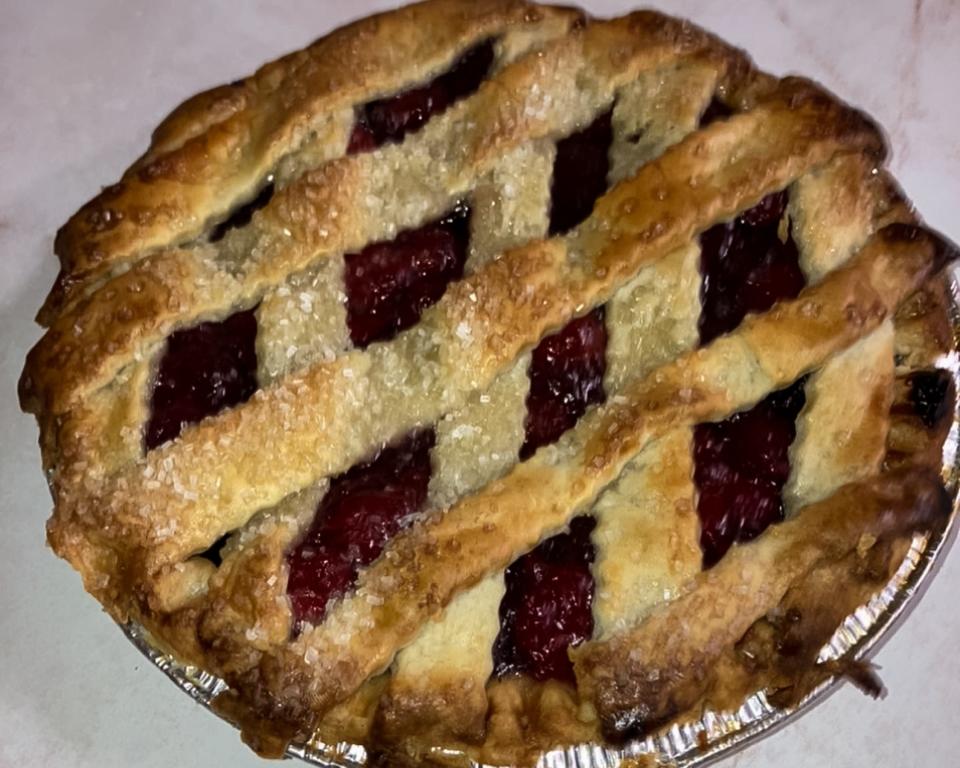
<box><xmin>18</xmin><ymin>1</ymin><xmax>959</xmax><ymax>765</ymax></box>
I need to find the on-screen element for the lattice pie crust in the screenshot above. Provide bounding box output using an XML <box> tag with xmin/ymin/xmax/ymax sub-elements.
<box><xmin>19</xmin><ymin>2</ymin><xmax>958</xmax><ymax>765</ymax></box>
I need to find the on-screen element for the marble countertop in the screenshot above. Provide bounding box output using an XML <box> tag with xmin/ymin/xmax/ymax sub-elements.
<box><xmin>1</xmin><ymin>1</ymin><xmax>958</xmax><ymax>766</ymax></box>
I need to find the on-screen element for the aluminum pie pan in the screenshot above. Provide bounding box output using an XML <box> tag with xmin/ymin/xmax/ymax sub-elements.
<box><xmin>121</xmin><ymin>265</ymin><xmax>960</xmax><ymax>767</ymax></box>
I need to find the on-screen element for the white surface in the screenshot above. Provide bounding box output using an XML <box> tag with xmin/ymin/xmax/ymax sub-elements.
<box><xmin>1</xmin><ymin>1</ymin><xmax>958</xmax><ymax>766</ymax></box>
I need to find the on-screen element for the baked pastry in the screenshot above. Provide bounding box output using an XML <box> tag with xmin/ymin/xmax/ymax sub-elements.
<box><xmin>19</xmin><ymin>1</ymin><xmax>959</xmax><ymax>765</ymax></box>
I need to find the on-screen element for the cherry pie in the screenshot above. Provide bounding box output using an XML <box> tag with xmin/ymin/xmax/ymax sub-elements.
<box><xmin>19</xmin><ymin>1</ymin><xmax>959</xmax><ymax>765</ymax></box>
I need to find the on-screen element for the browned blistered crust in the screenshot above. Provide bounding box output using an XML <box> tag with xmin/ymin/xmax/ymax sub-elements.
<box><xmin>18</xmin><ymin>2</ymin><xmax>960</xmax><ymax>765</ymax></box>
<box><xmin>570</xmin><ymin>468</ymin><xmax>951</xmax><ymax>739</ymax></box>
<box><xmin>703</xmin><ymin>536</ymin><xmax>913</xmax><ymax>716</ymax></box>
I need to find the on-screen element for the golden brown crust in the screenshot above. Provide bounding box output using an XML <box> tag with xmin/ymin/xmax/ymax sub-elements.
<box><xmin>704</xmin><ymin>535</ymin><xmax>914</xmax><ymax>717</ymax></box>
<box><xmin>784</xmin><ymin>320</ymin><xmax>894</xmax><ymax>511</ymax></box>
<box><xmin>19</xmin><ymin>2</ymin><xmax>960</xmax><ymax>765</ymax></box>
<box><xmin>213</xmin><ymin>222</ymin><xmax>947</xmax><ymax>738</ymax></box>
<box><xmin>571</xmin><ymin>467</ymin><xmax>951</xmax><ymax>739</ymax></box>
<box><xmin>34</xmin><ymin>72</ymin><xmax>893</xmax><ymax>618</ymax></box>
<box><xmin>22</xmin><ymin>9</ymin><xmax>761</xmax><ymax>417</ymax></box>
<box><xmin>43</xmin><ymin>0</ymin><xmax>581</xmax><ymax>322</ymax></box>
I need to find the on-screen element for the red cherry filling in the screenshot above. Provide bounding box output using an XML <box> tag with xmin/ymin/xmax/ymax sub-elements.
<box><xmin>698</xmin><ymin>190</ymin><xmax>805</xmax><ymax>345</ymax></box>
<box><xmin>494</xmin><ymin>310</ymin><xmax>606</xmax><ymax>681</ymax></box>
<box><xmin>695</xmin><ymin>188</ymin><xmax>808</xmax><ymax>566</ymax></box>
<box><xmin>286</xmin><ymin>429</ymin><xmax>435</xmax><ymax>630</ymax></box>
<box><xmin>520</xmin><ymin>307</ymin><xmax>608</xmax><ymax>459</ymax></box>
<box><xmin>694</xmin><ymin>380</ymin><xmax>807</xmax><ymax>568</ymax></box>
<box><xmin>493</xmin><ymin>516</ymin><xmax>597</xmax><ymax>683</ymax></box>
<box><xmin>347</xmin><ymin>39</ymin><xmax>494</xmax><ymax>154</ymax></box>
<box><xmin>344</xmin><ymin>202</ymin><xmax>470</xmax><ymax>347</ymax></box>
<box><xmin>490</xmin><ymin>105</ymin><xmax>614</xmax><ymax>680</ymax></box>
<box><xmin>209</xmin><ymin>181</ymin><xmax>276</xmax><ymax>243</ymax></box>
<box><xmin>145</xmin><ymin>308</ymin><xmax>259</xmax><ymax>450</ymax></box>
<box><xmin>548</xmin><ymin>108</ymin><xmax>614</xmax><ymax>235</ymax></box>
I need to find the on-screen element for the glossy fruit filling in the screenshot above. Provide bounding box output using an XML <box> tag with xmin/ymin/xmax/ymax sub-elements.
<box><xmin>698</xmin><ymin>190</ymin><xmax>805</xmax><ymax>345</ymax></box>
<box><xmin>493</xmin><ymin>516</ymin><xmax>597</xmax><ymax>683</ymax></box>
<box><xmin>694</xmin><ymin>188</ymin><xmax>808</xmax><ymax>566</ymax></box>
<box><xmin>347</xmin><ymin>39</ymin><xmax>494</xmax><ymax>154</ymax></box>
<box><xmin>145</xmin><ymin>308</ymin><xmax>259</xmax><ymax>450</ymax></box>
<box><xmin>209</xmin><ymin>181</ymin><xmax>276</xmax><ymax>242</ymax></box>
<box><xmin>344</xmin><ymin>202</ymin><xmax>470</xmax><ymax>347</ymax></box>
<box><xmin>520</xmin><ymin>307</ymin><xmax>608</xmax><ymax>459</ymax></box>
<box><xmin>548</xmin><ymin>108</ymin><xmax>614</xmax><ymax>235</ymax></box>
<box><xmin>494</xmin><ymin>309</ymin><xmax>607</xmax><ymax>681</ymax></box>
<box><xmin>694</xmin><ymin>379</ymin><xmax>807</xmax><ymax>568</ymax></box>
<box><xmin>286</xmin><ymin>429</ymin><xmax>435</xmax><ymax>629</ymax></box>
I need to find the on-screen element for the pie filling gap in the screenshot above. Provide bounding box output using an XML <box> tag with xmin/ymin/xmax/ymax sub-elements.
<box><xmin>144</xmin><ymin>306</ymin><xmax>259</xmax><ymax>450</ymax></box>
<box><xmin>286</xmin><ymin>428</ymin><xmax>436</xmax><ymax>632</ymax></box>
<box><xmin>347</xmin><ymin>38</ymin><xmax>496</xmax><ymax>154</ymax></box>
<box><xmin>548</xmin><ymin>106</ymin><xmax>615</xmax><ymax>236</ymax></box>
<box><xmin>695</xmin><ymin>378</ymin><xmax>808</xmax><ymax>567</ymax></box>
<box><xmin>903</xmin><ymin>369</ymin><xmax>953</xmax><ymax>428</ymax></box>
<box><xmin>208</xmin><ymin>180</ymin><xmax>276</xmax><ymax>244</ymax></box>
<box><xmin>495</xmin><ymin>307</ymin><xmax>609</xmax><ymax>681</ymax></box>
<box><xmin>695</xmin><ymin>187</ymin><xmax>808</xmax><ymax>567</ymax></box>
<box><xmin>344</xmin><ymin>201</ymin><xmax>471</xmax><ymax>347</ymax></box>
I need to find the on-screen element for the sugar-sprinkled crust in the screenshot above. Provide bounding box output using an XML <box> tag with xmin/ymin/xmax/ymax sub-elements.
<box><xmin>40</xmin><ymin>0</ymin><xmax>581</xmax><ymax>324</ymax></box>
<box><xmin>19</xmin><ymin>2</ymin><xmax>959</xmax><ymax>766</ymax></box>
